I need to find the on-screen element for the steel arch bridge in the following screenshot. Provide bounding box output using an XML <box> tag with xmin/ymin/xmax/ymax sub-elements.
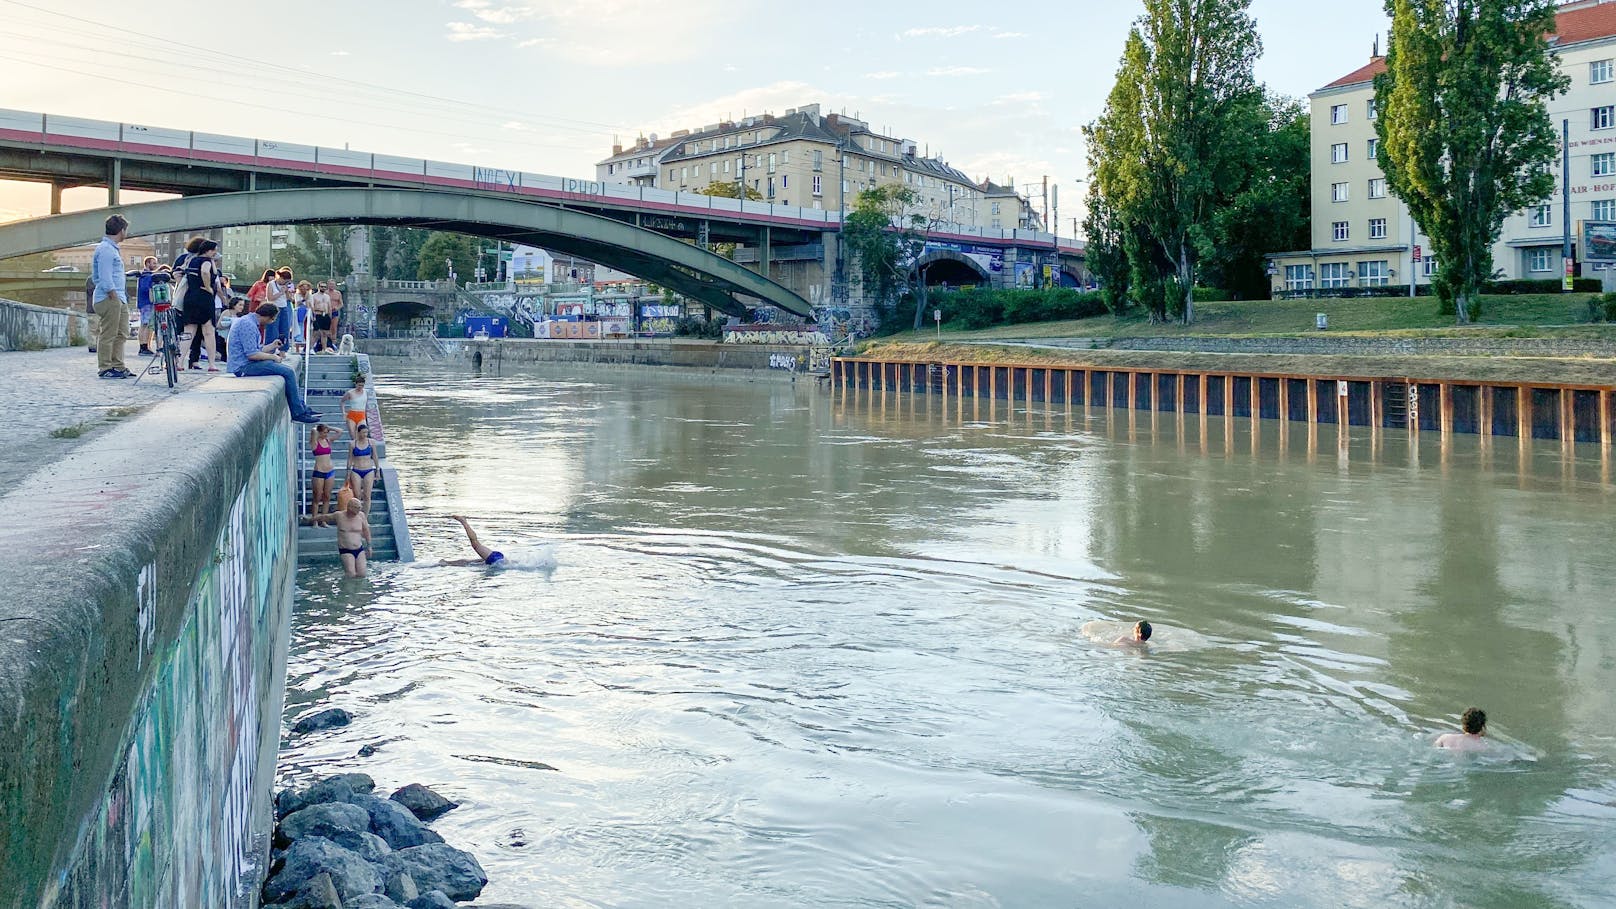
<box><xmin>0</xmin><ymin>188</ymin><xmax>813</xmax><ymax>318</ymax></box>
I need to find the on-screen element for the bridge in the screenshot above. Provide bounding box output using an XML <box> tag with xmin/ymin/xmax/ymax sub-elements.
<box><xmin>0</xmin><ymin>108</ymin><xmax>1086</xmax><ymax>311</ymax></box>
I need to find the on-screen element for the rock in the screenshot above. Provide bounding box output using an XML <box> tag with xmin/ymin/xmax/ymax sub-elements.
<box><xmin>383</xmin><ymin>844</ymin><xmax>488</xmax><ymax>902</ymax></box>
<box><xmin>263</xmin><ymin>836</ymin><xmax>383</xmax><ymax>904</ymax></box>
<box><xmin>349</xmin><ymin>795</ymin><xmax>444</xmax><ymax>850</ymax></box>
<box><xmin>330</xmin><ymin>772</ymin><xmax>376</xmax><ymax>795</ymax></box>
<box><xmin>275</xmin><ymin>787</ymin><xmax>303</xmax><ymax>820</ymax></box>
<box><xmin>344</xmin><ymin>896</ymin><xmax>402</xmax><ymax>909</ymax></box>
<box><xmin>270</xmin><ymin>870</ymin><xmax>343</xmax><ymax>909</ymax></box>
<box><xmin>327</xmin><ymin>828</ymin><xmax>393</xmax><ymax>864</ymax></box>
<box><xmin>281</xmin><ymin>774</ymin><xmax>361</xmax><ymax>818</ymax></box>
<box><xmin>390</xmin><ymin>784</ymin><xmax>459</xmax><ymax>822</ymax></box>
<box><xmin>384</xmin><ymin>870</ymin><xmax>419</xmax><ymax>903</ymax></box>
<box><xmin>281</xmin><ymin>803</ymin><xmax>373</xmax><ymax>843</ymax></box>
<box><xmin>405</xmin><ymin>891</ymin><xmax>457</xmax><ymax>909</ymax></box>
<box><xmin>293</xmin><ymin>707</ymin><xmax>353</xmax><ymax>734</ymax></box>
<box><xmin>358</xmin><ymin>743</ymin><xmax>380</xmax><ymax>757</ymax></box>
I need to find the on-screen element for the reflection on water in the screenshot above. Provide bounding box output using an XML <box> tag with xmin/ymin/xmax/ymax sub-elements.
<box><xmin>279</xmin><ymin>362</ymin><xmax>1616</xmax><ymax>908</ymax></box>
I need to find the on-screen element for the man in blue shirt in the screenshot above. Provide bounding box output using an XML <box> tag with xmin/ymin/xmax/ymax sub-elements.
<box><xmin>228</xmin><ymin>302</ymin><xmax>321</xmax><ymax>423</ymax></box>
<box><xmin>91</xmin><ymin>214</ymin><xmax>131</xmax><ymax>378</ymax></box>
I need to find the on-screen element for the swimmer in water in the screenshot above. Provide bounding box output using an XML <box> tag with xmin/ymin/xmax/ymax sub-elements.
<box><xmin>1435</xmin><ymin>707</ymin><xmax>1491</xmax><ymax>752</ymax></box>
<box><xmin>1113</xmin><ymin>620</ymin><xmax>1152</xmax><ymax>647</ymax></box>
<box><xmin>446</xmin><ymin>515</ymin><xmax>506</xmax><ymax>567</ymax></box>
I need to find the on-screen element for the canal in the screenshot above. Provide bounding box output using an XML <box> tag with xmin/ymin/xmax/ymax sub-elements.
<box><xmin>277</xmin><ymin>360</ymin><xmax>1616</xmax><ymax>908</ymax></box>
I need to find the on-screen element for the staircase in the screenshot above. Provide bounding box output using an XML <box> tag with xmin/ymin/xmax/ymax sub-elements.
<box><xmin>1384</xmin><ymin>382</ymin><xmax>1410</xmax><ymax>429</ymax></box>
<box><xmin>294</xmin><ymin>353</ymin><xmax>414</xmax><ymax>564</ymax></box>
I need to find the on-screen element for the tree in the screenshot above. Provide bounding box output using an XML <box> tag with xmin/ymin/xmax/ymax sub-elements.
<box><xmin>1085</xmin><ymin>0</ymin><xmax>1263</xmax><ymax>323</ymax></box>
<box><xmin>1376</xmin><ymin>0</ymin><xmax>1567</xmax><ymax>324</ymax></box>
<box><xmin>416</xmin><ymin>232</ymin><xmax>480</xmax><ymax>282</ymax></box>
<box><xmin>1201</xmin><ymin>94</ymin><xmax>1311</xmax><ymax>299</ymax></box>
<box><xmin>370</xmin><ymin>226</ymin><xmax>429</xmax><ymax>281</ymax></box>
<box><xmin>695</xmin><ymin>180</ymin><xmax>764</xmax><ymax>201</ymax></box>
<box><xmin>841</xmin><ymin>185</ymin><xmax>943</xmax><ymax>329</ymax></box>
<box><xmin>284</xmin><ymin>224</ymin><xmax>353</xmax><ymax>283</ymax></box>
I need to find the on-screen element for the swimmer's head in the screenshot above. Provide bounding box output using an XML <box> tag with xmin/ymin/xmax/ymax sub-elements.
<box><xmin>1134</xmin><ymin>621</ymin><xmax>1153</xmax><ymax>642</ymax></box>
<box><xmin>1460</xmin><ymin>707</ymin><xmax>1486</xmax><ymax>735</ymax></box>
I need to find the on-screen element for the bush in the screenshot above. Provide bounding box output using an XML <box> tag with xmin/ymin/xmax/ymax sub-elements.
<box><xmin>1601</xmin><ymin>292</ymin><xmax>1616</xmax><ymax>322</ymax></box>
<box><xmin>1483</xmin><ymin>277</ymin><xmax>1601</xmax><ymax>294</ymax></box>
<box><xmin>932</xmin><ymin>288</ymin><xmax>1106</xmax><ymax>330</ymax></box>
<box><xmin>1192</xmin><ymin>286</ymin><xmax>1230</xmax><ymax>303</ymax></box>
<box><xmin>673</xmin><ymin>317</ymin><xmax>723</xmax><ymax>339</ymax></box>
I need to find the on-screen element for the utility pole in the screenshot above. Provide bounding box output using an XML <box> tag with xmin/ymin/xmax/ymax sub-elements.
<box><xmin>836</xmin><ymin>136</ymin><xmax>847</xmax><ymax>302</ymax></box>
<box><xmin>1563</xmin><ymin>118</ymin><xmax>1573</xmax><ymax>293</ymax></box>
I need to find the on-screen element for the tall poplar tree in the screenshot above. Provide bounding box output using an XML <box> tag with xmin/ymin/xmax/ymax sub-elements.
<box><xmin>1376</xmin><ymin>0</ymin><xmax>1567</xmax><ymax>323</ymax></box>
<box><xmin>1085</xmin><ymin>0</ymin><xmax>1262</xmax><ymax>323</ymax></box>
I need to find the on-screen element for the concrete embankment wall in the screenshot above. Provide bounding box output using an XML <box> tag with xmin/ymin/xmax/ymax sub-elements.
<box><xmin>361</xmin><ymin>336</ymin><xmax>823</xmax><ymax>378</ymax></box>
<box><xmin>0</xmin><ymin>296</ymin><xmax>79</xmax><ymax>351</ymax></box>
<box><xmin>1026</xmin><ymin>335</ymin><xmax>1616</xmax><ymax>358</ymax></box>
<box><xmin>0</xmin><ymin>377</ymin><xmax>297</xmax><ymax>908</ymax></box>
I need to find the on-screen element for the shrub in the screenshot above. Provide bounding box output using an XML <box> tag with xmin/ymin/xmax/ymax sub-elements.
<box><xmin>1483</xmin><ymin>277</ymin><xmax>1601</xmax><ymax>294</ymax></box>
<box><xmin>1191</xmin><ymin>286</ymin><xmax>1230</xmax><ymax>303</ymax></box>
<box><xmin>932</xmin><ymin>288</ymin><xmax>1106</xmax><ymax>329</ymax></box>
<box><xmin>673</xmin><ymin>317</ymin><xmax>723</xmax><ymax>339</ymax></box>
<box><xmin>1602</xmin><ymin>292</ymin><xmax>1616</xmax><ymax>322</ymax></box>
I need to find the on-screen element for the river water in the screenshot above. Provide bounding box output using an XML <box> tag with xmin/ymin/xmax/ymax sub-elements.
<box><xmin>278</xmin><ymin>360</ymin><xmax>1616</xmax><ymax>908</ymax></box>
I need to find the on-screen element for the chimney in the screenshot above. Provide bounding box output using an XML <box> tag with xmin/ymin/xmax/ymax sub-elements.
<box><xmin>612</xmin><ymin>143</ymin><xmax>623</xmax><ymax>156</ymax></box>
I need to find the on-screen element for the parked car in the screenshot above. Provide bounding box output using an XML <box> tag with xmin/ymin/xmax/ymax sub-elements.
<box><xmin>41</xmin><ymin>264</ymin><xmax>80</xmax><ymax>273</ymax></box>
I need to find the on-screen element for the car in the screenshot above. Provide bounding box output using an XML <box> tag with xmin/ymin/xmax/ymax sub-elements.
<box><xmin>41</xmin><ymin>264</ymin><xmax>80</xmax><ymax>273</ymax></box>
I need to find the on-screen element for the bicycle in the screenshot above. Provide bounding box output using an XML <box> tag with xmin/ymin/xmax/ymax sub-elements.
<box><xmin>138</xmin><ymin>277</ymin><xmax>180</xmax><ymax>389</ymax></box>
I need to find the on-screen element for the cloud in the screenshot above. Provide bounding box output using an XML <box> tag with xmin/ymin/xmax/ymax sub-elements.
<box><xmin>991</xmin><ymin>30</ymin><xmax>1028</xmax><ymax>39</ymax></box>
<box><xmin>864</xmin><ymin>71</ymin><xmax>902</xmax><ymax>80</ymax></box>
<box><xmin>900</xmin><ymin>25</ymin><xmax>982</xmax><ymax>39</ymax></box>
<box><xmin>992</xmin><ymin>91</ymin><xmax>1047</xmax><ymax>105</ymax></box>
<box><xmin>517</xmin><ymin>37</ymin><xmax>553</xmax><ymax>47</ymax></box>
<box><xmin>501</xmin><ymin>121</ymin><xmax>531</xmax><ymax>132</ymax></box>
<box><xmin>328</xmin><ymin>50</ymin><xmax>351</xmax><ymax>56</ymax></box>
<box><xmin>446</xmin><ymin>21</ymin><xmax>502</xmax><ymax>41</ymax></box>
<box><xmin>454</xmin><ymin>0</ymin><xmax>534</xmax><ymax>24</ymax></box>
<box><xmin>457</xmin><ymin>0</ymin><xmax>725</xmax><ymax>64</ymax></box>
<box><xmin>926</xmin><ymin>66</ymin><xmax>990</xmax><ymax>77</ymax></box>
<box><xmin>654</xmin><ymin>81</ymin><xmax>824</xmax><ymax>135</ymax></box>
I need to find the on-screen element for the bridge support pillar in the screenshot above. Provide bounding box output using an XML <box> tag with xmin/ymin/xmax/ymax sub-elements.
<box><xmin>108</xmin><ymin>159</ymin><xmax>121</xmax><ymax>207</ymax></box>
<box><xmin>762</xmin><ymin>226</ymin><xmax>772</xmax><ymax>283</ymax></box>
<box><xmin>48</xmin><ymin>183</ymin><xmax>62</xmax><ymax>216</ymax></box>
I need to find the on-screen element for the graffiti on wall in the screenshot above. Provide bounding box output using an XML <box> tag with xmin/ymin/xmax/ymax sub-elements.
<box><xmin>55</xmin><ymin>425</ymin><xmax>294</xmax><ymax>908</ymax></box>
<box><xmin>723</xmin><ymin>324</ymin><xmax>830</xmax><ymax>346</ymax></box>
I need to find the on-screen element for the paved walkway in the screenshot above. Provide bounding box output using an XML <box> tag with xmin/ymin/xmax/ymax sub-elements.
<box><xmin>0</xmin><ymin>346</ymin><xmax>219</xmax><ymax>488</ymax></box>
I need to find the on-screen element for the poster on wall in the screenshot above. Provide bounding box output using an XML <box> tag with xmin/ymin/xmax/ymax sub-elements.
<box><xmin>1582</xmin><ymin>221</ymin><xmax>1616</xmax><ymax>262</ymax></box>
<box><xmin>1013</xmin><ymin>262</ymin><xmax>1036</xmax><ymax>288</ymax></box>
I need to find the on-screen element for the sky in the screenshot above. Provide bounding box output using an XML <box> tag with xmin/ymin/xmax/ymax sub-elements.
<box><xmin>0</xmin><ymin>0</ymin><xmax>1393</xmax><ymax>230</ymax></box>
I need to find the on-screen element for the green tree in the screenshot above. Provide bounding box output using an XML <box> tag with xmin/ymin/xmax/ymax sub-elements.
<box><xmin>1201</xmin><ymin>94</ymin><xmax>1311</xmax><ymax>299</ymax></box>
<box><xmin>1375</xmin><ymin>0</ymin><xmax>1567</xmax><ymax>323</ymax></box>
<box><xmin>416</xmin><ymin>232</ymin><xmax>480</xmax><ymax>282</ymax></box>
<box><xmin>370</xmin><ymin>226</ymin><xmax>429</xmax><ymax>281</ymax></box>
<box><xmin>284</xmin><ymin>224</ymin><xmax>353</xmax><ymax>282</ymax></box>
<box><xmin>695</xmin><ymin>180</ymin><xmax>764</xmax><ymax>201</ymax></box>
<box><xmin>1085</xmin><ymin>0</ymin><xmax>1263</xmax><ymax>323</ymax></box>
<box><xmin>841</xmin><ymin>185</ymin><xmax>939</xmax><ymax>329</ymax></box>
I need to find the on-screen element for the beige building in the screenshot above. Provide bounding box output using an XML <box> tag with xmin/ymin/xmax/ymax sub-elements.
<box><xmin>597</xmin><ymin>103</ymin><xmax>1042</xmax><ymax>232</ymax></box>
<box><xmin>52</xmin><ymin>235</ymin><xmax>156</xmax><ymax>272</ymax></box>
<box><xmin>1270</xmin><ymin>0</ymin><xmax>1616</xmax><ymax>295</ymax></box>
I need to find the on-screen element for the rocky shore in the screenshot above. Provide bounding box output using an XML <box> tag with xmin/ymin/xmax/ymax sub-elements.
<box><xmin>262</xmin><ymin>772</ymin><xmax>508</xmax><ymax>909</ymax></box>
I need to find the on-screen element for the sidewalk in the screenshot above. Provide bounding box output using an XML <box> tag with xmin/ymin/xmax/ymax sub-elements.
<box><xmin>0</xmin><ymin>346</ymin><xmax>217</xmax><ymax>488</ymax></box>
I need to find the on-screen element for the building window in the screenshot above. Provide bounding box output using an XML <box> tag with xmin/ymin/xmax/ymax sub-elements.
<box><xmin>1332</xmin><ymin>182</ymin><xmax>1349</xmax><ymax>202</ymax></box>
<box><xmin>1594</xmin><ymin>199</ymin><xmax>1616</xmax><ymax>220</ymax></box>
<box><xmin>1284</xmin><ymin>264</ymin><xmax>1314</xmax><ymax>291</ymax></box>
<box><xmin>812</xmin><ymin>175</ymin><xmax>822</xmax><ymax>196</ymax></box>
<box><xmin>1369</xmin><ymin>218</ymin><xmax>1387</xmax><ymax>239</ymax></box>
<box><xmin>1332</xmin><ymin>220</ymin><xmax>1350</xmax><ymax>241</ymax></box>
<box><xmin>1594</xmin><ymin>106</ymin><xmax>1615</xmax><ymax>130</ymax></box>
<box><xmin>1331</xmin><ymin>143</ymin><xmax>1349</xmax><ymax>164</ymax></box>
<box><xmin>1595</xmin><ymin>153</ymin><xmax>1616</xmax><ymax>177</ymax></box>
<box><xmin>1423</xmin><ymin>256</ymin><xmax>1439</xmax><ymax>277</ymax></box>
<box><xmin>1367</xmin><ymin>137</ymin><xmax>1379</xmax><ymax>160</ymax></box>
<box><xmin>1368</xmin><ymin>178</ymin><xmax>1387</xmax><ymax>199</ymax></box>
<box><xmin>1528</xmin><ymin>248</ymin><xmax>1553</xmax><ymax>272</ymax></box>
<box><xmin>813</xmin><ymin>149</ymin><xmax>823</xmax><ymax>171</ymax></box>
<box><xmin>1531</xmin><ymin>204</ymin><xmax>1552</xmax><ymax>227</ymax></box>
<box><xmin>1359</xmin><ymin>260</ymin><xmax>1389</xmax><ymax>286</ymax></box>
<box><xmin>1319</xmin><ymin>262</ymin><xmax>1350</xmax><ymax>289</ymax></box>
<box><xmin>781</xmin><ymin>175</ymin><xmax>788</xmax><ymax>188</ymax></box>
<box><xmin>1366</xmin><ymin>98</ymin><xmax>1378</xmax><ymax>120</ymax></box>
<box><xmin>1331</xmin><ymin>104</ymin><xmax>1348</xmax><ymax>125</ymax></box>
<box><xmin>991</xmin><ymin>201</ymin><xmax>1002</xmax><ymax>215</ymax></box>
<box><xmin>1594</xmin><ymin>59</ymin><xmax>1614</xmax><ymax>84</ymax></box>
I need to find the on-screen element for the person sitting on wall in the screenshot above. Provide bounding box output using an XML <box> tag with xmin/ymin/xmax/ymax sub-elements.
<box><xmin>1435</xmin><ymin>707</ymin><xmax>1491</xmax><ymax>752</ymax></box>
<box><xmin>227</xmin><ymin>302</ymin><xmax>321</xmax><ymax>424</ymax></box>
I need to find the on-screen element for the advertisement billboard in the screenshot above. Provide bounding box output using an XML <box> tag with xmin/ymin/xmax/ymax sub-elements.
<box><xmin>1582</xmin><ymin>221</ymin><xmax>1616</xmax><ymax>262</ymax></box>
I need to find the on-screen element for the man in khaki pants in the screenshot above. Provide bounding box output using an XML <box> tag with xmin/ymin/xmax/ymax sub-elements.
<box><xmin>91</xmin><ymin>214</ymin><xmax>131</xmax><ymax>378</ymax></box>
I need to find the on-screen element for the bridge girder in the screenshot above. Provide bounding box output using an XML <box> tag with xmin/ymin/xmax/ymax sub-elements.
<box><xmin>0</xmin><ymin>188</ymin><xmax>813</xmax><ymax>318</ymax></box>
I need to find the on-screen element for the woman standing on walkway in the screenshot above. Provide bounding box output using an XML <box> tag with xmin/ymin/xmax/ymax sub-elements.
<box><xmin>310</xmin><ymin>423</ymin><xmax>341</xmax><ymax>522</ymax></box>
<box><xmin>346</xmin><ymin>422</ymin><xmax>378</xmax><ymax>509</ymax></box>
<box><xmin>182</xmin><ymin>240</ymin><xmax>222</xmax><ymax>371</ymax></box>
<box><xmin>341</xmin><ymin>375</ymin><xmax>368</xmax><ymax>438</ymax></box>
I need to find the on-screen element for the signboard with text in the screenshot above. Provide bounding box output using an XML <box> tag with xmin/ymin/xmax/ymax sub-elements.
<box><xmin>1581</xmin><ymin>221</ymin><xmax>1616</xmax><ymax>262</ymax></box>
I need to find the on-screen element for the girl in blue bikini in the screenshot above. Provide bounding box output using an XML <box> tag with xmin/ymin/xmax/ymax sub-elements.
<box><xmin>309</xmin><ymin>424</ymin><xmax>341</xmax><ymax>522</ymax></box>
<box><xmin>347</xmin><ymin>422</ymin><xmax>378</xmax><ymax>509</ymax></box>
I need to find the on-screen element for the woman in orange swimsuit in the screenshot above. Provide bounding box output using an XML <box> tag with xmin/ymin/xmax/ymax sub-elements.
<box><xmin>341</xmin><ymin>375</ymin><xmax>367</xmax><ymax>438</ymax></box>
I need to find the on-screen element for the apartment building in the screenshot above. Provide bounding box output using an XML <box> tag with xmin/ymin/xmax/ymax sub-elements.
<box><xmin>597</xmin><ymin>103</ymin><xmax>1041</xmax><ymax>231</ymax></box>
<box><xmin>1269</xmin><ymin>0</ymin><xmax>1616</xmax><ymax>295</ymax></box>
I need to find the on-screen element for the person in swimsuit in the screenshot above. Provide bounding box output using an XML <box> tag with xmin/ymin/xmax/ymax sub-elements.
<box><xmin>309</xmin><ymin>424</ymin><xmax>342</xmax><ymax>523</ymax></box>
<box><xmin>309</xmin><ymin>283</ymin><xmax>333</xmax><ymax>352</ymax></box>
<box><xmin>446</xmin><ymin>515</ymin><xmax>506</xmax><ymax>567</ymax></box>
<box><xmin>347</xmin><ymin>422</ymin><xmax>378</xmax><ymax>508</ymax></box>
<box><xmin>1435</xmin><ymin>707</ymin><xmax>1492</xmax><ymax>752</ymax></box>
<box><xmin>1109</xmin><ymin>620</ymin><xmax>1152</xmax><ymax>647</ymax></box>
<box><xmin>342</xmin><ymin>376</ymin><xmax>368</xmax><ymax>439</ymax></box>
<box><xmin>334</xmin><ymin>497</ymin><xmax>371</xmax><ymax>578</ymax></box>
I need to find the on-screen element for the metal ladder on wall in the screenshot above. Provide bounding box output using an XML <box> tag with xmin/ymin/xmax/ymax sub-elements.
<box><xmin>1384</xmin><ymin>382</ymin><xmax>1411</xmax><ymax>428</ymax></box>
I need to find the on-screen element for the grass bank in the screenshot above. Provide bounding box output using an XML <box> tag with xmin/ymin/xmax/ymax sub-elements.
<box><xmin>886</xmin><ymin>294</ymin><xmax>1616</xmax><ymax>342</ymax></box>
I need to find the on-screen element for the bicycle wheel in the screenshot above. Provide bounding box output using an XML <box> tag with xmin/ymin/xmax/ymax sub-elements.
<box><xmin>161</xmin><ymin>314</ymin><xmax>178</xmax><ymax>388</ymax></box>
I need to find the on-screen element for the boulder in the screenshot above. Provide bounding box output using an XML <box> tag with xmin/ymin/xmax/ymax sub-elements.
<box><xmin>349</xmin><ymin>795</ymin><xmax>444</xmax><ymax>850</ymax></box>
<box><xmin>405</xmin><ymin>891</ymin><xmax>457</xmax><ymax>909</ymax></box>
<box><xmin>269</xmin><ymin>870</ymin><xmax>342</xmax><ymax>909</ymax></box>
<box><xmin>293</xmin><ymin>708</ymin><xmax>353</xmax><ymax>734</ymax></box>
<box><xmin>280</xmin><ymin>803</ymin><xmax>372</xmax><ymax>843</ymax></box>
<box><xmin>329</xmin><ymin>772</ymin><xmax>377</xmax><ymax>795</ymax></box>
<box><xmin>344</xmin><ymin>896</ymin><xmax>402</xmax><ymax>909</ymax></box>
<box><xmin>280</xmin><ymin>775</ymin><xmax>362</xmax><ymax>818</ymax></box>
<box><xmin>383</xmin><ymin>844</ymin><xmax>488</xmax><ymax>902</ymax></box>
<box><xmin>390</xmin><ymin>784</ymin><xmax>459</xmax><ymax>822</ymax></box>
<box><xmin>327</xmin><ymin>828</ymin><xmax>393</xmax><ymax>864</ymax></box>
<box><xmin>262</xmin><ymin>837</ymin><xmax>382</xmax><ymax>904</ymax></box>
<box><xmin>384</xmin><ymin>870</ymin><xmax>420</xmax><ymax>904</ymax></box>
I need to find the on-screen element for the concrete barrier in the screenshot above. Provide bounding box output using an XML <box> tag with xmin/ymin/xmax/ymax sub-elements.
<box><xmin>1012</xmin><ymin>335</ymin><xmax>1616</xmax><ymax>359</ymax></box>
<box><xmin>0</xmin><ymin>296</ymin><xmax>78</xmax><ymax>351</ymax></box>
<box><xmin>361</xmin><ymin>336</ymin><xmax>827</xmax><ymax>375</ymax></box>
<box><xmin>0</xmin><ymin>377</ymin><xmax>297</xmax><ymax>908</ymax></box>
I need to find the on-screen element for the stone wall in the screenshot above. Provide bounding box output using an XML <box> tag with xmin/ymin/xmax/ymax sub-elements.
<box><xmin>361</xmin><ymin>337</ymin><xmax>830</xmax><ymax>376</ymax></box>
<box><xmin>0</xmin><ymin>296</ymin><xmax>79</xmax><ymax>351</ymax></box>
<box><xmin>1033</xmin><ymin>335</ymin><xmax>1616</xmax><ymax>359</ymax></box>
<box><xmin>0</xmin><ymin>378</ymin><xmax>297</xmax><ymax>908</ymax></box>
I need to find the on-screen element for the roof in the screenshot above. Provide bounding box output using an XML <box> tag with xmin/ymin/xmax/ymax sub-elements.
<box><xmin>1320</xmin><ymin>1</ymin><xmax>1616</xmax><ymax>91</ymax></box>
